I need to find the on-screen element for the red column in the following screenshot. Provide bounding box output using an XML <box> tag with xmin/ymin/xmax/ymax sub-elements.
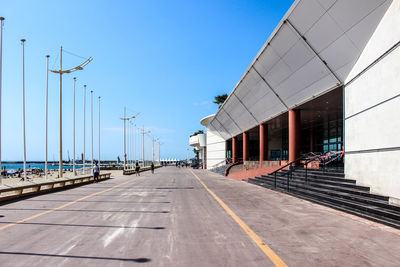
<box><xmin>243</xmin><ymin>132</ymin><xmax>249</xmax><ymax>162</ymax></box>
<box><xmin>310</xmin><ymin>126</ymin><xmax>314</xmax><ymax>153</ymax></box>
<box><xmin>289</xmin><ymin>109</ymin><xmax>300</xmax><ymax>163</ymax></box>
<box><xmin>259</xmin><ymin>124</ymin><xmax>268</xmax><ymax>168</ymax></box>
<box><xmin>232</xmin><ymin>137</ymin><xmax>238</xmax><ymax>163</ymax></box>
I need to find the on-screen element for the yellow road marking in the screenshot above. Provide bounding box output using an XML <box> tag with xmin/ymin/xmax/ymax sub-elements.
<box><xmin>190</xmin><ymin>169</ymin><xmax>288</xmax><ymax>267</ymax></box>
<box><xmin>0</xmin><ymin>179</ymin><xmax>131</xmax><ymax>231</ymax></box>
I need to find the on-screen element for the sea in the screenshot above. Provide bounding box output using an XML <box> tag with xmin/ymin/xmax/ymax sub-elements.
<box><xmin>1</xmin><ymin>163</ymin><xmax>84</xmax><ymax>171</ymax></box>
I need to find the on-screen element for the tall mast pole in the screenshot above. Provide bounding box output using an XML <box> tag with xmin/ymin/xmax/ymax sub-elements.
<box><xmin>131</xmin><ymin>122</ymin><xmax>135</xmax><ymax>168</ymax></box>
<box><xmin>152</xmin><ymin>137</ymin><xmax>154</xmax><ymax>163</ymax></box>
<box><xmin>142</xmin><ymin>126</ymin><xmax>145</xmax><ymax>167</ymax></box>
<box><xmin>129</xmin><ymin>121</ymin><xmax>131</xmax><ymax>169</ymax></box>
<box><xmin>134</xmin><ymin>124</ymin><xmax>136</xmax><ymax>164</ymax></box>
<box><xmin>59</xmin><ymin>46</ymin><xmax>63</xmax><ymax>178</ymax></box>
<box><xmin>98</xmin><ymin>96</ymin><xmax>101</xmax><ymax>167</ymax></box>
<box><xmin>0</xmin><ymin>17</ymin><xmax>4</xmax><ymax>175</ymax></box>
<box><xmin>45</xmin><ymin>55</ymin><xmax>50</xmax><ymax>179</ymax></box>
<box><xmin>127</xmin><ymin>118</ymin><xmax>130</xmax><ymax>169</ymax></box>
<box><xmin>123</xmin><ymin>106</ymin><xmax>126</xmax><ymax>170</ymax></box>
<box><xmin>73</xmin><ymin>77</ymin><xmax>76</xmax><ymax>176</ymax></box>
<box><xmin>83</xmin><ymin>84</ymin><xmax>86</xmax><ymax>173</ymax></box>
<box><xmin>21</xmin><ymin>39</ymin><xmax>27</xmax><ymax>181</ymax></box>
<box><xmin>158</xmin><ymin>141</ymin><xmax>160</xmax><ymax>164</ymax></box>
<box><xmin>91</xmin><ymin>90</ymin><xmax>93</xmax><ymax>170</ymax></box>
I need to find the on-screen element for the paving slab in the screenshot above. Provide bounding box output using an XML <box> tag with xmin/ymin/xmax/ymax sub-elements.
<box><xmin>193</xmin><ymin>168</ymin><xmax>400</xmax><ymax>266</ymax></box>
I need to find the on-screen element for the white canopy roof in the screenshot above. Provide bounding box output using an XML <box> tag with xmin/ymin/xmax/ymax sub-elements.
<box><xmin>209</xmin><ymin>0</ymin><xmax>392</xmax><ymax>140</ymax></box>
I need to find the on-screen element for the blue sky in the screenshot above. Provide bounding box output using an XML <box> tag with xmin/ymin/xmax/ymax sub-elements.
<box><xmin>1</xmin><ymin>0</ymin><xmax>294</xmax><ymax>161</ymax></box>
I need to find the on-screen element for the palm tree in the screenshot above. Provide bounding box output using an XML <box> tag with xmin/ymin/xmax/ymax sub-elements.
<box><xmin>213</xmin><ymin>94</ymin><xmax>228</xmax><ymax>108</ymax></box>
<box><xmin>193</xmin><ymin>148</ymin><xmax>199</xmax><ymax>160</ymax></box>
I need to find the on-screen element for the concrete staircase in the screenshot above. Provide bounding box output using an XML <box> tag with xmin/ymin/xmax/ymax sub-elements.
<box><xmin>248</xmin><ymin>168</ymin><xmax>400</xmax><ymax>229</ymax></box>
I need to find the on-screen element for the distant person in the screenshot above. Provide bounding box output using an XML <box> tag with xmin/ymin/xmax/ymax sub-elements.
<box><xmin>135</xmin><ymin>162</ymin><xmax>140</xmax><ymax>176</ymax></box>
<box><xmin>151</xmin><ymin>162</ymin><xmax>154</xmax><ymax>174</ymax></box>
<box><xmin>93</xmin><ymin>162</ymin><xmax>100</xmax><ymax>182</ymax></box>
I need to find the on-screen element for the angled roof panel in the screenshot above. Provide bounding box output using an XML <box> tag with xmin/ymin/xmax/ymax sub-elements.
<box><xmin>327</xmin><ymin>0</ymin><xmax>387</xmax><ymax>33</ymax></box>
<box><xmin>289</xmin><ymin>0</ymin><xmax>326</xmax><ymax>34</ymax></box>
<box><xmin>209</xmin><ymin>0</ymin><xmax>392</xmax><ymax>140</ymax></box>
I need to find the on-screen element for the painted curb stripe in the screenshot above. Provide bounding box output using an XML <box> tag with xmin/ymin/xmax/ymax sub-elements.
<box><xmin>190</xmin><ymin>169</ymin><xmax>288</xmax><ymax>267</ymax></box>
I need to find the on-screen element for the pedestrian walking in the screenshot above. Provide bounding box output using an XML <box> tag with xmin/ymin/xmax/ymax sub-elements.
<box><xmin>135</xmin><ymin>162</ymin><xmax>140</xmax><ymax>176</ymax></box>
<box><xmin>151</xmin><ymin>162</ymin><xmax>154</xmax><ymax>174</ymax></box>
<box><xmin>93</xmin><ymin>161</ymin><xmax>100</xmax><ymax>182</ymax></box>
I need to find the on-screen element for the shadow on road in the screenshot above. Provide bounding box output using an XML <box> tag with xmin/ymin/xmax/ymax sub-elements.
<box><xmin>0</xmin><ymin>251</ymin><xmax>151</xmax><ymax>263</ymax></box>
<box><xmin>0</xmin><ymin>221</ymin><xmax>166</xmax><ymax>230</ymax></box>
<box><xmin>156</xmin><ymin>187</ymin><xmax>194</xmax><ymax>189</ymax></box>
<box><xmin>0</xmin><ymin>208</ymin><xmax>169</xmax><ymax>213</ymax></box>
<box><xmin>20</xmin><ymin>199</ymin><xmax>171</xmax><ymax>203</ymax></box>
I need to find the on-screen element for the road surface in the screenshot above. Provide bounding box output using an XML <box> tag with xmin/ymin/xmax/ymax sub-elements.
<box><xmin>0</xmin><ymin>167</ymin><xmax>399</xmax><ymax>266</ymax></box>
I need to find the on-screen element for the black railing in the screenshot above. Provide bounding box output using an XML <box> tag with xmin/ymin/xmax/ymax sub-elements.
<box><xmin>269</xmin><ymin>151</ymin><xmax>344</xmax><ymax>191</ymax></box>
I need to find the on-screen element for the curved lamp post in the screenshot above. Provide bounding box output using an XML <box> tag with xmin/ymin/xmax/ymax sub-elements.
<box><xmin>50</xmin><ymin>47</ymin><xmax>92</xmax><ymax>178</ymax></box>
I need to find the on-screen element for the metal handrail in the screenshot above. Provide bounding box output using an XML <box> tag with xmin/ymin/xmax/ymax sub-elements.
<box><xmin>320</xmin><ymin>151</ymin><xmax>344</xmax><ymax>166</ymax></box>
<box><xmin>269</xmin><ymin>151</ymin><xmax>343</xmax><ymax>190</ymax></box>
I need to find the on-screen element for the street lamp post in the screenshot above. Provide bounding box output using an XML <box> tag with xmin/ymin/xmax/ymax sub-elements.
<box><xmin>83</xmin><ymin>84</ymin><xmax>86</xmax><ymax>174</ymax></box>
<box><xmin>142</xmin><ymin>126</ymin><xmax>145</xmax><ymax>167</ymax></box>
<box><xmin>152</xmin><ymin>137</ymin><xmax>159</xmax><ymax>164</ymax></box>
<box><xmin>98</xmin><ymin>96</ymin><xmax>101</xmax><ymax>167</ymax></box>
<box><xmin>91</xmin><ymin>90</ymin><xmax>93</xmax><ymax>171</ymax></box>
<box><xmin>73</xmin><ymin>77</ymin><xmax>76</xmax><ymax>176</ymax></box>
<box><xmin>128</xmin><ymin>121</ymin><xmax>131</xmax><ymax>169</ymax></box>
<box><xmin>158</xmin><ymin>141</ymin><xmax>161</xmax><ymax>165</ymax></box>
<box><xmin>141</xmin><ymin>126</ymin><xmax>151</xmax><ymax>167</ymax></box>
<box><xmin>123</xmin><ymin>107</ymin><xmax>126</xmax><ymax>170</ymax></box>
<box><xmin>0</xmin><ymin>17</ymin><xmax>4</xmax><ymax>176</ymax></box>
<box><xmin>131</xmin><ymin>122</ymin><xmax>134</xmax><ymax>169</ymax></box>
<box><xmin>152</xmin><ymin>137</ymin><xmax>154</xmax><ymax>163</ymax></box>
<box><xmin>50</xmin><ymin>48</ymin><xmax>92</xmax><ymax>178</ymax></box>
<box><xmin>59</xmin><ymin>46</ymin><xmax>63</xmax><ymax>177</ymax></box>
<box><xmin>21</xmin><ymin>39</ymin><xmax>27</xmax><ymax>181</ymax></box>
<box><xmin>134</xmin><ymin>124</ymin><xmax>137</xmax><ymax>164</ymax></box>
<box><xmin>45</xmin><ymin>55</ymin><xmax>50</xmax><ymax>179</ymax></box>
<box><xmin>120</xmin><ymin>111</ymin><xmax>139</xmax><ymax>170</ymax></box>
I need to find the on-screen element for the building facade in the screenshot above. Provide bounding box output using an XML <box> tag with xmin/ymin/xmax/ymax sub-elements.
<box><xmin>202</xmin><ymin>0</ymin><xmax>400</xmax><ymax>201</ymax></box>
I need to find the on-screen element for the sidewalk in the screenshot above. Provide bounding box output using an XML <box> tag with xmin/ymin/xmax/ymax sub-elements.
<box><xmin>193</xmin><ymin>169</ymin><xmax>400</xmax><ymax>266</ymax></box>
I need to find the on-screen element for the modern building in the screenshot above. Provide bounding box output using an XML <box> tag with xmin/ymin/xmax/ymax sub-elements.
<box><xmin>189</xmin><ymin>131</ymin><xmax>206</xmax><ymax>168</ymax></box>
<box><xmin>201</xmin><ymin>0</ymin><xmax>400</xmax><ymax>202</ymax></box>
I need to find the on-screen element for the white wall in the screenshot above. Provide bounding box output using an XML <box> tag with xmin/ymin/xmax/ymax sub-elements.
<box><xmin>345</xmin><ymin>1</ymin><xmax>400</xmax><ymax>200</ymax></box>
<box><xmin>206</xmin><ymin>128</ymin><xmax>226</xmax><ymax>169</ymax></box>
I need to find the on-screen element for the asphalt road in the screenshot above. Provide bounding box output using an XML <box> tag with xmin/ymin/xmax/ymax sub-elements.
<box><xmin>0</xmin><ymin>167</ymin><xmax>271</xmax><ymax>267</ymax></box>
<box><xmin>0</xmin><ymin>167</ymin><xmax>399</xmax><ymax>267</ymax></box>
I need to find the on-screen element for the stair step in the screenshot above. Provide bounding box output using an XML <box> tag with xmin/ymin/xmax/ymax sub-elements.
<box><xmin>258</xmin><ymin>175</ymin><xmax>370</xmax><ymax>192</ymax></box>
<box><xmin>286</xmin><ymin>191</ymin><xmax>400</xmax><ymax>229</ymax></box>
<box><xmin>279</xmin><ymin>180</ymin><xmax>398</xmax><ymax>212</ymax></box>
<box><xmin>288</xmin><ymin>187</ymin><xmax>400</xmax><ymax>221</ymax></box>
<box><xmin>248</xmin><ymin>178</ymin><xmax>400</xmax><ymax>229</ymax></box>
<box><xmin>295</xmin><ymin>169</ymin><xmax>345</xmax><ymax>177</ymax></box>
<box><xmin>247</xmin><ymin>178</ymin><xmax>400</xmax><ymax>229</ymax></box>
<box><xmin>254</xmin><ymin>176</ymin><xmax>388</xmax><ymax>201</ymax></box>
<box><xmin>262</xmin><ymin>173</ymin><xmax>351</xmax><ymax>184</ymax></box>
<box><xmin>262</xmin><ymin>173</ymin><xmax>356</xmax><ymax>187</ymax></box>
<box><xmin>285</xmin><ymin>172</ymin><xmax>350</xmax><ymax>182</ymax></box>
